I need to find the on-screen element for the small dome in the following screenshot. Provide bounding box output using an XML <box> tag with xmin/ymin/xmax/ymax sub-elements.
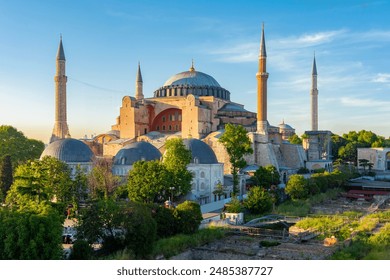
<box><xmin>278</xmin><ymin>122</ymin><xmax>294</xmax><ymax>130</ymax></box>
<box><xmin>163</xmin><ymin>70</ymin><xmax>221</xmax><ymax>87</ymax></box>
<box><xmin>183</xmin><ymin>138</ymin><xmax>218</xmax><ymax>164</ymax></box>
<box><xmin>113</xmin><ymin>141</ymin><xmax>161</xmax><ymax>165</ymax></box>
<box><xmin>41</xmin><ymin>138</ymin><xmax>94</xmax><ymax>162</ymax></box>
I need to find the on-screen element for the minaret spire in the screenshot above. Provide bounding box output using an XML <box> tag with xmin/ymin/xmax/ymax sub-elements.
<box><xmin>311</xmin><ymin>53</ymin><xmax>319</xmax><ymax>131</ymax></box>
<box><xmin>256</xmin><ymin>23</ymin><xmax>269</xmax><ymax>134</ymax></box>
<box><xmin>135</xmin><ymin>62</ymin><xmax>144</xmax><ymax>100</ymax></box>
<box><xmin>50</xmin><ymin>36</ymin><xmax>70</xmax><ymax>143</ymax></box>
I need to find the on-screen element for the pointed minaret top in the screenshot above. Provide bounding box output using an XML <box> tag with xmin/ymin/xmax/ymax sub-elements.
<box><xmin>189</xmin><ymin>59</ymin><xmax>195</xmax><ymax>72</ymax></box>
<box><xmin>260</xmin><ymin>23</ymin><xmax>267</xmax><ymax>58</ymax></box>
<box><xmin>312</xmin><ymin>53</ymin><xmax>317</xmax><ymax>75</ymax></box>
<box><xmin>136</xmin><ymin>62</ymin><xmax>143</xmax><ymax>83</ymax></box>
<box><xmin>56</xmin><ymin>35</ymin><xmax>66</xmax><ymax>61</ymax></box>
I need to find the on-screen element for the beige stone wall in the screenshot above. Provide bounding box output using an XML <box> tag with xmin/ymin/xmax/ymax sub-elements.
<box><xmin>357</xmin><ymin>148</ymin><xmax>386</xmax><ymax>171</ymax></box>
<box><xmin>280</xmin><ymin>143</ymin><xmax>306</xmax><ymax>169</ymax></box>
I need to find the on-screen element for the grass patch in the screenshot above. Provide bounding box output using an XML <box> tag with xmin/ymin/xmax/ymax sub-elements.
<box><xmin>152</xmin><ymin>227</ymin><xmax>226</xmax><ymax>259</ymax></box>
<box><xmin>276</xmin><ymin>188</ymin><xmax>343</xmax><ymax>217</ymax></box>
<box><xmin>276</xmin><ymin>200</ymin><xmax>311</xmax><ymax>216</ymax></box>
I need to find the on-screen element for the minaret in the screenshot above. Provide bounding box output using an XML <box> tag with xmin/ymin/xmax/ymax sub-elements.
<box><xmin>311</xmin><ymin>54</ymin><xmax>318</xmax><ymax>131</ymax></box>
<box><xmin>135</xmin><ymin>62</ymin><xmax>144</xmax><ymax>100</ymax></box>
<box><xmin>256</xmin><ymin>23</ymin><xmax>269</xmax><ymax>134</ymax></box>
<box><xmin>50</xmin><ymin>36</ymin><xmax>70</xmax><ymax>143</ymax></box>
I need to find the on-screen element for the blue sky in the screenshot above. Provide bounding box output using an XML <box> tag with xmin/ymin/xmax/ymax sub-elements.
<box><xmin>1</xmin><ymin>0</ymin><xmax>390</xmax><ymax>143</ymax></box>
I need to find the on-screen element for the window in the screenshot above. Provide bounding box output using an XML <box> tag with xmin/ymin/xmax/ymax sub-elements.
<box><xmin>168</xmin><ymin>125</ymin><xmax>172</xmax><ymax>131</ymax></box>
<box><xmin>162</xmin><ymin>116</ymin><xmax>166</xmax><ymax>122</ymax></box>
<box><xmin>162</xmin><ymin>125</ymin><xmax>166</xmax><ymax>131</ymax></box>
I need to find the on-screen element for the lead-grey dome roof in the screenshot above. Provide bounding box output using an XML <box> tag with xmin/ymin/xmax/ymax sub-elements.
<box><xmin>113</xmin><ymin>141</ymin><xmax>161</xmax><ymax>165</ymax></box>
<box><xmin>163</xmin><ymin>70</ymin><xmax>221</xmax><ymax>87</ymax></box>
<box><xmin>41</xmin><ymin>138</ymin><xmax>93</xmax><ymax>162</ymax></box>
<box><xmin>183</xmin><ymin>138</ymin><xmax>218</xmax><ymax>164</ymax></box>
<box><xmin>154</xmin><ymin>66</ymin><xmax>231</xmax><ymax>100</ymax></box>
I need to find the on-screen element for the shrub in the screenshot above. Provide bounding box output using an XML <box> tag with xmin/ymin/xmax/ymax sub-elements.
<box><xmin>225</xmin><ymin>196</ymin><xmax>243</xmax><ymax>213</ymax></box>
<box><xmin>69</xmin><ymin>239</ymin><xmax>94</xmax><ymax>260</ymax></box>
<box><xmin>149</xmin><ymin>204</ymin><xmax>176</xmax><ymax>239</ymax></box>
<box><xmin>174</xmin><ymin>201</ymin><xmax>202</xmax><ymax>234</ymax></box>
<box><xmin>285</xmin><ymin>174</ymin><xmax>309</xmax><ymax>200</ymax></box>
<box><xmin>244</xmin><ymin>186</ymin><xmax>272</xmax><ymax>214</ymax></box>
<box><xmin>123</xmin><ymin>202</ymin><xmax>157</xmax><ymax>258</ymax></box>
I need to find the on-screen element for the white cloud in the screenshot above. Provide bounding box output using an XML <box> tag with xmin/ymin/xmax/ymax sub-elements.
<box><xmin>340</xmin><ymin>97</ymin><xmax>390</xmax><ymax>109</ymax></box>
<box><xmin>373</xmin><ymin>73</ymin><xmax>390</xmax><ymax>83</ymax></box>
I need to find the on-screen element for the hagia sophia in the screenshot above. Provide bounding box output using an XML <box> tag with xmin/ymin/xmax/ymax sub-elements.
<box><xmin>41</xmin><ymin>26</ymin><xmax>332</xmax><ymax>204</ymax></box>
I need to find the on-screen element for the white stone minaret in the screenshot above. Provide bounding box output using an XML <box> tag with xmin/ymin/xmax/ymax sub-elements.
<box><xmin>256</xmin><ymin>23</ymin><xmax>269</xmax><ymax>134</ymax></box>
<box><xmin>135</xmin><ymin>62</ymin><xmax>144</xmax><ymax>100</ymax></box>
<box><xmin>311</xmin><ymin>54</ymin><xmax>318</xmax><ymax>131</ymax></box>
<box><xmin>50</xmin><ymin>36</ymin><xmax>70</xmax><ymax>143</ymax></box>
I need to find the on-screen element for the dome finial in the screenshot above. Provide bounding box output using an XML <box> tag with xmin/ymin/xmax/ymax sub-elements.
<box><xmin>190</xmin><ymin>59</ymin><xmax>195</xmax><ymax>72</ymax></box>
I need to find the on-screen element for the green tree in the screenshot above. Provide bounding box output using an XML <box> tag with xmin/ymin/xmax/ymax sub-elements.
<box><xmin>173</xmin><ymin>201</ymin><xmax>203</xmax><ymax>234</ymax></box>
<box><xmin>0</xmin><ymin>155</ymin><xmax>13</xmax><ymax>201</ymax></box>
<box><xmin>88</xmin><ymin>159</ymin><xmax>120</xmax><ymax>200</ymax></box>
<box><xmin>148</xmin><ymin>204</ymin><xmax>177</xmax><ymax>238</ymax></box>
<box><xmin>162</xmin><ymin>138</ymin><xmax>193</xmax><ymax>199</ymax></box>
<box><xmin>219</xmin><ymin>124</ymin><xmax>253</xmax><ymax>194</ymax></box>
<box><xmin>127</xmin><ymin>160</ymin><xmax>171</xmax><ymax>203</ymax></box>
<box><xmin>288</xmin><ymin>134</ymin><xmax>302</xmax><ymax>145</ymax></box>
<box><xmin>69</xmin><ymin>239</ymin><xmax>94</xmax><ymax>260</ymax></box>
<box><xmin>244</xmin><ymin>186</ymin><xmax>272</xmax><ymax>214</ymax></box>
<box><xmin>122</xmin><ymin>202</ymin><xmax>157</xmax><ymax>258</ymax></box>
<box><xmin>358</xmin><ymin>159</ymin><xmax>370</xmax><ymax>175</ymax></box>
<box><xmin>251</xmin><ymin>165</ymin><xmax>280</xmax><ymax>189</ymax></box>
<box><xmin>0</xmin><ymin>204</ymin><xmax>63</xmax><ymax>259</ymax></box>
<box><xmin>0</xmin><ymin>125</ymin><xmax>44</xmax><ymax>168</ymax></box>
<box><xmin>76</xmin><ymin>199</ymin><xmax>156</xmax><ymax>258</ymax></box>
<box><xmin>225</xmin><ymin>196</ymin><xmax>243</xmax><ymax>213</ymax></box>
<box><xmin>6</xmin><ymin>156</ymin><xmax>73</xmax><ymax>208</ymax></box>
<box><xmin>285</xmin><ymin>174</ymin><xmax>309</xmax><ymax>200</ymax></box>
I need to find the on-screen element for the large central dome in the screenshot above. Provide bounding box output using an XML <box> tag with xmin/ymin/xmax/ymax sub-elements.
<box><xmin>154</xmin><ymin>64</ymin><xmax>230</xmax><ymax>100</ymax></box>
<box><xmin>163</xmin><ymin>70</ymin><xmax>221</xmax><ymax>87</ymax></box>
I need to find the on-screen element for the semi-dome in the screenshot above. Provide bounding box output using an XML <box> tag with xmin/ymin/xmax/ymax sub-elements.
<box><xmin>113</xmin><ymin>141</ymin><xmax>161</xmax><ymax>165</ymax></box>
<box><xmin>154</xmin><ymin>64</ymin><xmax>230</xmax><ymax>100</ymax></box>
<box><xmin>183</xmin><ymin>138</ymin><xmax>218</xmax><ymax>164</ymax></box>
<box><xmin>41</xmin><ymin>138</ymin><xmax>94</xmax><ymax>163</ymax></box>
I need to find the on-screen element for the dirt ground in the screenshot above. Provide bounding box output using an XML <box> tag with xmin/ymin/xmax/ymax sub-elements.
<box><xmin>171</xmin><ymin>196</ymin><xmax>390</xmax><ymax>260</ymax></box>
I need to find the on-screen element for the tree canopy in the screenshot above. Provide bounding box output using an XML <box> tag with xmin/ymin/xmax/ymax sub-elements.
<box><xmin>219</xmin><ymin>124</ymin><xmax>253</xmax><ymax>194</ymax></box>
<box><xmin>332</xmin><ymin>130</ymin><xmax>390</xmax><ymax>164</ymax></box>
<box><xmin>251</xmin><ymin>165</ymin><xmax>280</xmax><ymax>189</ymax></box>
<box><xmin>244</xmin><ymin>186</ymin><xmax>273</xmax><ymax>214</ymax></box>
<box><xmin>288</xmin><ymin>134</ymin><xmax>302</xmax><ymax>145</ymax></box>
<box><xmin>162</xmin><ymin>138</ymin><xmax>193</xmax><ymax>199</ymax></box>
<box><xmin>0</xmin><ymin>155</ymin><xmax>13</xmax><ymax>201</ymax></box>
<box><xmin>5</xmin><ymin>156</ymin><xmax>73</xmax><ymax>208</ymax></box>
<box><xmin>0</xmin><ymin>204</ymin><xmax>63</xmax><ymax>259</ymax></box>
<box><xmin>0</xmin><ymin>125</ymin><xmax>44</xmax><ymax>168</ymax></box>
<box><xmin>127</xmin><ymin>160</ymin><xmax>171</xmax><ymax>203</ymax></box>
